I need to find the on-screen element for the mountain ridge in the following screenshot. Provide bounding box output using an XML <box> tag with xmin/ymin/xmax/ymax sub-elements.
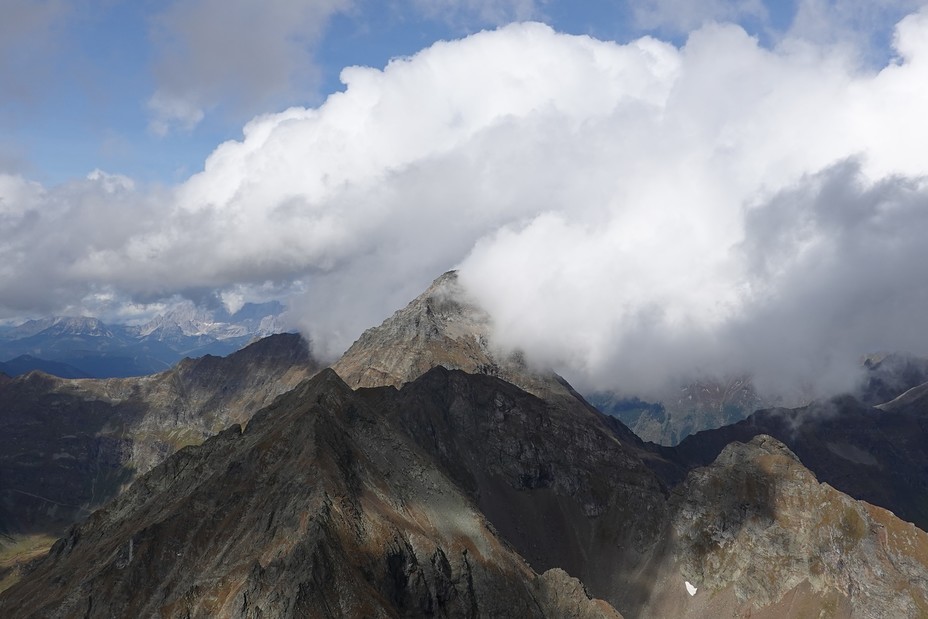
<box><xmin>4</xmin><ymin>272</ymin><xmax>928</xmax><ymax>617</ymax></box>
<box><xmin>0</xmin><ymin>369</ymin><xmax>623</xmax><ymax>618</ymax></box>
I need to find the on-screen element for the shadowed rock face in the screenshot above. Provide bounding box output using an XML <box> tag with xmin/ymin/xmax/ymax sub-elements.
<box><xmin>0</xmin><ymin>333</ymin><xmax>319</xmax><ymax>538</ymax></box>
<box><xmin>330</xmin><ymin>271</ymin><xmax>928</xmax><ymax>616</ymax></box>
<box><xmin>331</xmin><ymin>270</ymin><xmax>655</xmax><ymax>456</ymax></box>
<box><xmin>362</xmin><ymin>367</ymin><xmax>672</xmax><ymax>615</ymax></box>
<box><xmin>0</xmin><ymin>370</ymin><xmax>621</xmax><ymax>619</ymax></box>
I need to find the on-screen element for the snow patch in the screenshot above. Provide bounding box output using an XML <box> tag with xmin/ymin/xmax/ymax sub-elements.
<box><xmin>685</xmin><ymin>580</ymin><xmax>697</xmax><ymax>596</ymax></box>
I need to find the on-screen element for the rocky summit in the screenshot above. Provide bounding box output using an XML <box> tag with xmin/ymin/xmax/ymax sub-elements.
<box><xmin>672</xmin><ymin>390</ymin><xmax>928</xmax><ymax>533</ymax></box>
<box><xmin>643</xmin><ymin>435</ymin><xmax>928</xmax><ymax>618</ymax></box>
<box><xmin>333</xmin><ymin>271</ymin><xmax>579</xmax><ymax>404</ymax></box>
<box><xmin>3</xmin><ymin>273</ymin><xmax>928</xmax><ymax>618</ymax></box>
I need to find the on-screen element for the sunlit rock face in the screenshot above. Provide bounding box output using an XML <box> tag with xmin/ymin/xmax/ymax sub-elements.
<box><xmin>637</xmin><ymin>435</ymin><xmax>928</xmax><ymax>619</ymax></box>
<box><xmin>331</xmin><ymin>270</ymin><xmax>569</xmax><ymax>399</ymax></box>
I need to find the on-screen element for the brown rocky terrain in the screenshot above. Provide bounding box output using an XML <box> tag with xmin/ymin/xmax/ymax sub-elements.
<box><xmin>332</xmin><ymin>271</ymin><xmax>650</xmax><ymax>452</ymax></box>
<box><xmin>0</xmin><ymin>333</ymin><xmax>318</xmax><ymax>541</ymax></box>
<box><xmin>332</xmin><ymin>271</ymin><xmax>591</xmax><ymax>406</ymax></box>
<box><xmin>672</xmin><ymin>390</ymin><xmax>928</xmax><ymax>532</ymax></box>
<box><xmin>366</xmin><ymin>366</ymin><xmax>672</xmax><ymax>614</ymax></box>
<box><xmin>6</xmin><ymin>366</ymin><xmax>928</xmax><ymax>617</ymax></box>
<box><xmin>0</xmin><ymin>370</ymin><xmax>621</xmax><ymax>618</ymax></box>
<box><xmin>639</xmin><ymin>435</ymin><xmax>928</xmax><ymax>618</ymax></box>
<box><xmin>4</xmin><ymin>273</ymin><xmax>928</xmax><ymax>617</ymax></box>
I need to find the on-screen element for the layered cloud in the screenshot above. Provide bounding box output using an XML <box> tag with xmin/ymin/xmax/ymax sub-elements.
<box><xmin>631</xmin><ymin>0</ymin><xmax>768</xmax><ymax>34</ymax></box>
<box><xmin>0</xmin><ymin>0</ymin><xmax>68</xmax><ymax>107</ymax></box>
<box><xmin>412</xmin><ymin>0</ymin><xmax>543</xmax><ymax>26</ymax></box>
<box><xmin>3</xmin><ymin>10</ymin><xmax>928</xmax><ymax>396</ymax></box>
<box><xmin>148</xmin><ymin>0</ymin><xmax>352</xmax><ymax>134</ymax></box>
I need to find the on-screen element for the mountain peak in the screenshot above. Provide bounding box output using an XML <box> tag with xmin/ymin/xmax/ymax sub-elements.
<box><xmin>655</xmin><ymin>432</ymin><xmax>928</xmax><ymax>618</ymax></box>
<box><xmin>331</xmin><ymin>270</ymin><xmax>498</xmax><ymax>389</ymax></box>
<box><xmin>331</xmin><ymin>270</ymin><xmax>588</xmax><ymax>405</ymax></box>
<box><xmin>9</xmin><ymin>316</ymin><xmax>113</xmax><ymax>339</ymax></box>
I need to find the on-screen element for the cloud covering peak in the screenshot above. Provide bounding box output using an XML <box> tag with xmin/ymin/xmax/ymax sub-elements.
<box><xmin>3</xmin><ymin>15</ymin><xmax>928</xmax><ymax>396</ymax></box>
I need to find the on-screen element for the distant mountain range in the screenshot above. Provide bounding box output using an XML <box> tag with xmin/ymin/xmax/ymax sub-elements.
<box><xmin>589</xmin><ymin>352</ymin><xmax>928</xmax><ymax>446</ymax></box>
<box><xmin>0</xmin><ymin>301</ymin><xmax>286</xmax><ymax>378</ymax></box>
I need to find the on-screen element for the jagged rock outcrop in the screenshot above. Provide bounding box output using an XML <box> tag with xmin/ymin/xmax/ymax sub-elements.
<box><xmin>0</xmin><ymin>333</ymin><xmax>319</xmax><ymax>539</ymax></box>
<box><xmin>0</xmin><ymin>370</ymin><xmax>622</xmax><ymax>619</ymax></box>
<box><xmin>365</xmin><ymin>366</ymin><xmax>671</xmax><ymax>615</ymax></box>
<box><xmin>637</xmin><ymin>435</ymin><xmax>928</xmax><ymax>618</ymax></box>
<box><xmin>332</xmin><ymin>270</ymin><xmax>589</xmax><ymax>405</ymax></box>
<box><xmin>332</xmin><ymin>270</ymin><xmax>655</xmax><ymax>456</ymax></box>
<box><xmin>672</xmin><ymin>392</ymin><xmax>928</xmax><ymax>532</ymax></box>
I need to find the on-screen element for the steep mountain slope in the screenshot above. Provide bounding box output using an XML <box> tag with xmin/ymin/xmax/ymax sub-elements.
<box><xmin>333</xmin><ymin>271</ymin><xmax>584</xmax><ymax>403</ymax></box>
<box><xmin>672</xmin><ymin>392</ymin><xmax>928</xmax><ymax>532</ymax></box>
<box><xmin>332</xmin><ymin>270</ymin><xmax>652</xmax><ymax>454</ymax></box>
<box><xmin>0</xmin><ymin>370</ymin><xmax>621</xmax><ymax>619</ymax></box>
<box><xmin>366</xmin><ymin>366</ymin><xmax>671</xmax><ymax>614</ymax></box>
<box><xmin>331</xmin><ymin>271</ymin><xmax>928</xmax><ymax>616</ymax></box>
<box><xmin>6</xmin><ymin>368</ymin><xmax>928</xmax><ymax>618</ymax></box>
<box><xmin>639</xmin><ymin>435</ymin><xmax>928</xmax><ymax>618</ymax></box>
<box><xmin>0</xmin><ymin>333</ymin><xmax>319</xmax><ymax>540</ymax></box>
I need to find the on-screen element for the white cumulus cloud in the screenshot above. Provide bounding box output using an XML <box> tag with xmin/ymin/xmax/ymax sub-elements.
<box><xmin>3</xmin><ymin>13</ymin><xmax>928</xmax><ymax>398</ymax></box>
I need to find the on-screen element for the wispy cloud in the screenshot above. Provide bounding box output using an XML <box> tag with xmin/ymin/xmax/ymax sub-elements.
<box><xmin>631</xmin><ymin>0</ymin><xmax>768</xmax><ymax>34</ymax></box>
<box><xmin>0</xmin><ymin>0</ymin><xmax>69</xmax><ymax>107</ymax></box>
<box><xmin>411</xmin><ymin>0</ymin><xmax>544</xmax><ymax>27</ymax></box>
<box><xmin>147</xmin><ymin>0</ymin><xmax>352</xmax><ymax>134</ymax></box>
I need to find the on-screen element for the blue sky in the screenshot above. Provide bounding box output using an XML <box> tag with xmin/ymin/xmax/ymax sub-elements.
<box><xmin>3</xmin><ymin>0</ymin><xmax>928</xmax><ymax>394</ymax></box>
<box><xmin>2</xmin><ymin>0</ymin><xmax>914</xmax><ymax>186</ymax></box>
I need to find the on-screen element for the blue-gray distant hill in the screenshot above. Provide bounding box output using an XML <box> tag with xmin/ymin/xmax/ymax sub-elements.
<box><xmin>0</xmin><ymin>302</ymin><xmax>286</xmax><ymax>378</ymax></box>
<box><xmin>0</xmin><ymin>355</ymin><xmax>91</xmax><ymax>379</ymax></box>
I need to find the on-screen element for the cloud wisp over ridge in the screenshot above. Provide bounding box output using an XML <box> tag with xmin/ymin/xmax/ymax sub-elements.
<box><xmin>2</xmin><ymin>9</ymin><xmax>928</xmax><ymax>397</ymax></box>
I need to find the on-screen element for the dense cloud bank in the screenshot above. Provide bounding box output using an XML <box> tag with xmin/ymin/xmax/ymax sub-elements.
<box><xmin>3</xmin><ymin>12</ymin><xmax>928</xmax><ymax>395</ymax></box>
